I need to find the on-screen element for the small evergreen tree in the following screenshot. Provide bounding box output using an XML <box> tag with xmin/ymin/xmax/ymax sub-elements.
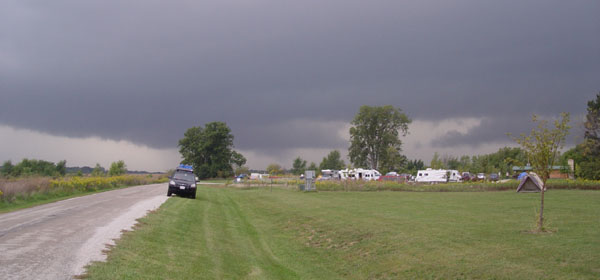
<box><xmin>307</xmin><ymin>162</ymin><xmax>318</xmax><ymax>175</ymax></box>
<box><xmin>580</xmin><ymin>93</ymin><xmax>600</xmax><ymax>179</ymax></box>
<box><xmin>291</xmin><ymin>157</ymin><xmax>307</xmax><ymax>175</ymax></box>
<box><xmin>91</xmin><ymin>163</ymin><xmax>105</xmax><ymax>176</ymax></box>
<box><xmin>1</xmin><ymin>160</ymin><xmax>13</xmax><ymax>177</ymax></box>
<box><xmin>56</xmin><ymin>160</ymin><xmax>67</xmax><ymax>176</ymax></box>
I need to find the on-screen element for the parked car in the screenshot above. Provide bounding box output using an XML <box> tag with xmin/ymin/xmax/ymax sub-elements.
<box><xmin>234</xmin><ymin>174</ymin><xmax>247</xmax><ymax>182</ymax></box>
<box><xmin>378</xmin><ymin>175</ymin><xmax>399</xmax><ymax>182</ymax></box>
<box><xmin>489</xmin><ymin>173</ymin><xmax>500</xmax><ymax>181</ymax></box>
<box><xmin>378</xmin><ymin>173</ymin><xmax>411</xmax><ymax>182</ymax></box>
<box><xmin>477</xmin><ymin>173</ymin><xmax>486</xmax><ymax>181</ymax></box>
<box><xmin>461</xmin><ymin>172</ymin><xmax>473</xmax><ymax>181</ymax></box>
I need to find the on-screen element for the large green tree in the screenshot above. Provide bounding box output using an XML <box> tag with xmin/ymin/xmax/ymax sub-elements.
<box><xmin>348</xmin><ymin>105</ymin><xmax>411</xmax><ymax>170</ymax></box>
<box><xmin>557</xmin><ymin>94</ymin><xmax>600</xmax><ymax>179</ymax></box>
<box><xmin>511</xmin><ymin>113</ymin><xmax>570</xmax><ymax>232</ymax></box>
<box><xmin>584</xmin><ymin>93</ymin><xmax>600</xmax><ymax>149</ymax></box>
<box><xmin>580</xmin><ymin>93</ymin><xmax>600</xmax><ymax>179</ymax></box>
<box><xmin>178</xmin><ymin>122</ymin><xmax>246</xmax><ymax>179</ymax></box>
<box><xmin>319</xmin><ymin>150</ymin><xmax>345</xmax><ymax>170</ymax></box>
<box><xmin>108</xmin><ymin>160</ymin><xmax>127</xmax><ymax>176</ymax></box>
<box><xmin>231</xmin><ymin>151</ymin><xmax>247</xmax><ymax>170</ymax></box>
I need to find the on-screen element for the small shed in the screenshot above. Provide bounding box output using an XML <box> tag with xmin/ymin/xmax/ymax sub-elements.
<box><xmin>516</xmin><ymin>173</ymin><xmax>543</xmax><ymax>193</ymax></box>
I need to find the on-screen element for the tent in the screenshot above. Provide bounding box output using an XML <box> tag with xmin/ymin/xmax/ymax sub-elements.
<box><xmin>516</xmin><ymin>173</ymin><xmax>544</xmax><ymax>193</ymax></box>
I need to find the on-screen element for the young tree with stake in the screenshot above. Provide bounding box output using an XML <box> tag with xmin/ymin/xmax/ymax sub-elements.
<box><xmin>511</xmin><ymin>113</ymin><xmax>570</xmax><ymax>232</ymax></box>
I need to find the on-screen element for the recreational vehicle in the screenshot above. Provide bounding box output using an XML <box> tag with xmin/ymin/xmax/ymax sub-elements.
<box><xmin>337</xmin><ymin>168</ymin><xmax>381</xmax><ymax>181</ymax></box>
<box><xmin>319</xmin><ymin>169</ymin><xmax>339</xmax><ymax>180</ymax></box>
<box><xmin>250</xmin><ymin>173</ymin><xmax>268</xmax><ymax>180</ymax></box>
<box><xmin>339</xmin><ymin>169</ymin><xmax>350</xmax><ymax>180</ymax></box>
<box><xmin>355</xmin><ymin>168</ymin><xmax>381</xmax><ymax>181</ymax></box>
<box><xmin>415</xmin><ymin>168</ymin><xmax>461</xmax><ymax>183</ymax></box>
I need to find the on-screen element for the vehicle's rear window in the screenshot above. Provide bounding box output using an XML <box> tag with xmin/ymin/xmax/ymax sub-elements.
<box><xmin>173</xmin><ymin>171</ymin><xmax>194</xmax><ymax>181</ymax></box>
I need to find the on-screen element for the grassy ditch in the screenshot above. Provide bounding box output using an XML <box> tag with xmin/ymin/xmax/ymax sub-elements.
<box><xmin>0</xmin><ymin>175</ymin><xmax>168</xmax><ymax>213</ymax></box>
<box><xmin>85</xmin><ymin>187</ymin><xmax>600</xmax><ymax>279</ymax></box>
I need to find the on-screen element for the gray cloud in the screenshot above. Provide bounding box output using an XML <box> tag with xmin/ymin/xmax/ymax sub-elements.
<box><xmin>431</xmin><ymin>115</ymin><xmax>586</xmax><ymax>149</ymax></box>
<box><xmin>1</xmin><ymin>0</ymin><xmax>599</xmax><ymax>156</ymax></box>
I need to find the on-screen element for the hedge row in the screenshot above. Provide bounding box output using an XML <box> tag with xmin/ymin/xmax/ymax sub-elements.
<box><xmin>312</xmin><ymin>179</ymin><xmax>600</xmax><ymax>192</ymax></box>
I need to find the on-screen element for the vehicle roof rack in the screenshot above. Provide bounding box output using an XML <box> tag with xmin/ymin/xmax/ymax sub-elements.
<box><xmin>177</xmin><ymin>164</ymin><xmax>194</xmax><ymax>171</ymax></box>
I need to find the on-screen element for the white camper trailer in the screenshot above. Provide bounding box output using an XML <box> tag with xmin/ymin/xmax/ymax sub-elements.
<box><xmin>354</xmin><ymin>168</ymin><xmax>381</xmax><ymax>181</ymax></box>
<box><xmin>338</xmin><ymin>168</ymin><xmax>381</xmax><ymax>181</ymax></box>
<box><xmin>415</xmin><ymin>168</ymin><xmax>461</xmax><ymax>183</ymax></box>
<box><xmin>339</xmin><ymin>169</ymin><xmax>350</xmax><ymax>180</ymax></box>
<box><xmin>250</xmin><ymin>173</ymin><xmax>268</xmax><ymax>180</ymax></box>
<box><xmin>447</xmin><ymin>170</ymin><xmax>461</xmax><ymax>182</ymax></box>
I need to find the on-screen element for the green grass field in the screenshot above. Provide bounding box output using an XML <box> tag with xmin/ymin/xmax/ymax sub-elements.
<box><xmin>84</xmin><ymin>187</ymin><xmax>600</xmax><ymax>279</ymax></box>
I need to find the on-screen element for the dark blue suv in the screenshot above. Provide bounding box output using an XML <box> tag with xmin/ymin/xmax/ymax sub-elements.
<box><xmin>167</xmin><ymin>165</ymin><xmax>197</xmax><ymax>199</ymax></box>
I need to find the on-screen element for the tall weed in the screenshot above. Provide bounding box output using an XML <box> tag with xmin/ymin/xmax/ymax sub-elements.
<box><xmin>1</xmin><ymin>175</ymin><xmax>167</xmax><ymax>207</ymax></box>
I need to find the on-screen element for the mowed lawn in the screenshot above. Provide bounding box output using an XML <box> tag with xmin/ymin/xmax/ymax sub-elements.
<box><xmin>85</xmin><ymin>187</ymin><xmax>600</xmax><ymax>279</ymax></box>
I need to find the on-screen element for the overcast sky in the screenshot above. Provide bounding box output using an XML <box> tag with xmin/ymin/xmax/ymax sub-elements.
<box><xmin>1</xmin><ymin>1</ymin><xmax>599</xmax><ymax>172</ymax></box>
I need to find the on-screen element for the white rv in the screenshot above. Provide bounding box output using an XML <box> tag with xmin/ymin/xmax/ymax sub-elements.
<box><xmin>250</xmin><ymin>173</ymin><xmax>269</xmax><ymax>180</ymax></box>
<box><xmin>415</xmin><ymin>168</ymin><xmax>461</xmax><ymax>183</ymax></box>
<box><xmin>337</xmin><ymin>168</ymin><xmax>381</xmax><ymax>181</ymax></box>
<box><xmin>355</xmin><ymin>168</ymin><xmax>381</xmax><ymax>181</ymax></box>
<box><xmin>338</xmin><ymin>169</ymin><xmax>350</xmax><ymax>180</ymax></box>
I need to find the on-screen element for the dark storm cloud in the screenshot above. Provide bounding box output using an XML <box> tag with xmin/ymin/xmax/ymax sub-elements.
<box><xmin>1</xmin><ymin>0</ymin><xmax>599</xmax><ymax>154</ymax></box>
<box><xmin>431</xmin><ymin>115</ymin><xmax>583</xmax><ymax>148</ymax></box>
<box><xmin>431</xmin><ymin>117</ymin><xmax>519</xmax><ymax>148</ymax></box>
<box><xmin>431</xmin><ymin>115</ymin><xmax>587</xmax><ymax>149</ymax></box>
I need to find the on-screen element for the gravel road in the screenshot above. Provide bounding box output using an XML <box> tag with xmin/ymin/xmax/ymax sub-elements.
<box><xmin>0</xmin><ymin>183</ymin><xmax>169</xmax><ymax>279</ymax></box>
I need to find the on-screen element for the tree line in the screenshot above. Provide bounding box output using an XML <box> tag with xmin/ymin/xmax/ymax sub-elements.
<box><xmin>428</xmin><ymin>147</ymin><xmax>526</xmax><ymax>175</ymax></box>
<box><xmin>288</xmin><ymin>147</ymin><xmax>526</xmax><ymax>177</ymax></box>
<box><xmin>0</xmin><ymin>159</ymin><xmax>129</xmax><ymax>178</ymax></box>
<box><xmin>289</xmin><ymin>150</ymin><xmax>346</xmax><ymax>175</ymax></box>
<box><xmin>1</xmin><ymin>159</ymin><xmax>66</xmax><ymax>177</ymax></box>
